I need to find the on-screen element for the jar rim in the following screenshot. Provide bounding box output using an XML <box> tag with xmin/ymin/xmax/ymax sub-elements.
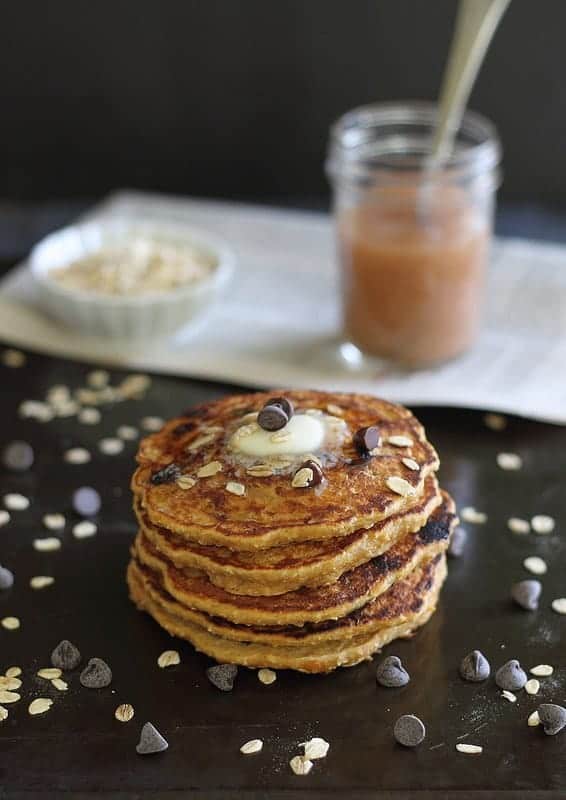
<box><xmin>326</xmin><ymin>100</ymin><xmax>501</xmax><ymax>181</ymax></box>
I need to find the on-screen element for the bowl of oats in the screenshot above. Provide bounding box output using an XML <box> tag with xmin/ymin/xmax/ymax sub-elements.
<box><xmin>29</xmin><ymin>218</ymin><xmax>235</xmax><ymax>338</ymax></box>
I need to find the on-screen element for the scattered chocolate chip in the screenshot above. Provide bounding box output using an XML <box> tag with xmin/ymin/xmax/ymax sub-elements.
<box><xmin>448</xmin><ymin>527</ymin><xmax>467</xmax><ymax>558</ymax></box>
<box><xmin>394</xmin><ymin>714</ymin><xmax>426</xmax><ymax>747</ymax></box>
<box><xmin>353</xmin><ymin>426</ymin><xmax>380</xmax><ymax>457</ymax></box>
<box><xmin>511</xmin><ymin>579</ymin><xmax>542</xmax><ymax>611</ymax></box>
<box><xmin>460</xmin><ymin>650</ymin><xmax>490</xmax><ymax>682</ymax></box>
<box><xmin>295</xmin><ymin>460</ymin><xmax>324</xmax><ymax>488</ymax></box>
<box><xmin>2</xmin><ymin>440</ymin><xmax>34</xmax><ymax>472</ymax></box>
<box><xmin>0</xmin><ymin>565</ymin><xmax>14</xmax><ymax>591</ymax></box>
<box><xmin>206</xmin><ymin>663</ymin><xmax>238</xmax><ymax>691</ymax></box>
<box><xmin>538</xmin><ymin>704</ymin><xmax>566</xmax><ymax>736</ymax></box>
<box><xmin>72</xmin><ymin>487</ymin><xmax>101</xmax><ymax>517</ymax></box>
<box><xmin>266</xmin><ymin>396</ymin><xmax>294</xmax><ymax>419</ymax></box>
<box><xmin>79</xmin><ymin>657</ymin><xmax>112</xmax><ymax>688</ymax></box>
<box><xmin>150</xmin><ymin>463</ymin><xmax>182</xmax><ymax>485</ymax></box>
<box><xmin>376</xmin><ymin>655</ymin><xmax>410</xmax><ymax>687</ymax></box>
<box><xmin>136</xmin><ymin>722</ymin><xmax>169</xmax><ymax>754</ymax></box>
<box><xmin>258</xmin><ymin>404</ymin><xmax>288</xmax><ymax>432</ymax></box>
<box><xmin>495</xmin><ymin>659</ymin><xmax>527</xmax><ymax>691</ymax></box>
<box><xmin>51</xmin><ymin>640</ymin><xmax>82</xmax><ymax>670</ymax></box>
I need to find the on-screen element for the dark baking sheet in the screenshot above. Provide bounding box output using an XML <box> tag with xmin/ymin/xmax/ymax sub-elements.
<box><xmin>0</xmin><ymin>344</ymin><xmax>564</xmax><ymax>800</ymax></box>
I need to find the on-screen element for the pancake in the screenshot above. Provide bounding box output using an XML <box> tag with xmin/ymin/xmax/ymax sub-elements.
<box><xmin>131</xmin><ymin>493</ymin><xmax>456</xmax><ymax>627</ymax></box>
<box><xmin>132</xmin><ymin>390</ymin><xmax>439</xmax><ymax>549</ymax></box>
<box><xmin>127</xmin><ymin>555</ymin><xmax>447</xmax><ymax>673</ymax></box>
<box><xmin>134</xmin><ymin>475</ymin><xmax>442</xmax><ymax>595</ymax></box>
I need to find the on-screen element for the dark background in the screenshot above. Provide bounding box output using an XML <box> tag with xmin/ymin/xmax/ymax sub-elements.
<box><xmin>0</xmin><ymin>0</ymin><xmax>564</xmax><ymax>205</ymax></box>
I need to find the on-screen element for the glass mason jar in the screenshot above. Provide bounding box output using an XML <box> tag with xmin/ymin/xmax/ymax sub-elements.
<box><xmin>326</xmin><ymin>102</ymin><xmax>501</xmax><ymax>369</ymax></box>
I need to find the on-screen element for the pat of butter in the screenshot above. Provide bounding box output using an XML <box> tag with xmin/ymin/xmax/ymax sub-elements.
<box><xmin>231</xmin><ymin>414</ymin><xmax>325</xmax><ymax>457</ymax></box>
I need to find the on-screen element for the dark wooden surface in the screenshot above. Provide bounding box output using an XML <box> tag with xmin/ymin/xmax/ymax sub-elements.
<box><xmin>0</xmin><ymin>344</ymin><xmax>565</xmax><ymax>799</ymax></box>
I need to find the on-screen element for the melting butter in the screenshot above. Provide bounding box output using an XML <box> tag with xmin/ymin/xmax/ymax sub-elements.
<box><xmin>230</xmin><ymin>414</ymin><xmax>325</xmax><ymax>457</ymax></box>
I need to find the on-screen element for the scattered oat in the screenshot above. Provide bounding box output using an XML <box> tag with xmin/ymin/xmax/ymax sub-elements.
<box><xmin>1</xmin><ymin>616</ymin><xmax>20</xmax><ymax>630</ymax></box>
<box><xmin>460</xmin><ymin>507</ymin><xmax>487</xmax><ymax>524</ymax></box>
<box><xmin>0</xmin><ymin>706</ymin><xmax>7</xmax><ymax>721</ymax></box>
<box><xmin>0</xmin><ymin>510</ymin><xmax>10</xmax><ymax>527</ymax></box>
<box><xmin>531</xmin><ymin>664</ymin><xmax>553</xmax><ymax>677</ymax></box>
<box><xmin>270</xmin><ymin>431</ymin><xmax>291</xmax><ymax>443</ymax></box>
<box><xmin>5</xmin><ymin>667</ymin><xmax>21</xmax><ymax>678</ymax></box>
<box><xmin>118</xmin><ymin>374</ymin><xmax>151</xmax><ymax>399</ymax></box>
<box><xmin>30</xmin><ymin>576</ymin><xmax>55</xmax><ymax>590</ymax></box>
<box><xmin>523</xmin><ymin>556</ymin><xmax>547</xmax><ymax>576</ymax></box>
<box><xmin>531</xmin><ymin>515</ymin><xmax>555</xmax><ymax>535</ymax></box>
<box><xmin>115</xmin><ymin>703</ymin><xmax>135</xmax><ymax>722</ymax></box>
<box><xmin>234</xmin><ymin>423</ymin><xmax>257</xmax><ymax>439</ymax></box>
<box><xmin>326</xmin><ymin>404</ymin><xmax>343</xmax><ymax>416</ymax></box>
<box><xmin>2</xmin><ymin>348</ymin><xmax>26</xmax><ymax>368</ymax></box>
<box><xmin>29</xmin><ymin>698</ymin><xmax>53</xmax><ymax>716</ymax></box>
<box><xmin>19</xmin><ymin>400</ymin><xmax>53</xmax><ymax>422</ymax></box>
<box><xmin>64</xmin><ymin>448</ymin><xmax>91</xmax><ymax>465</ymax></box>
<box><xmin>507</xmin><ymin>517</ymin><xmax>530</xmax><ymax>534</ymax></box>
<box><xmin>38</xmin><ymin>668</ymin><xmax>62</xmax><ymax>680</ymax></box>
<box><xmin>0</xmin><ymin>565</ymin><xmax>14</xmax><ymax>590</ymax></box>
<box><xmin>188</xmin><ymin>433</ymin><xmax>218</xmax><ymax>452</ymax></box>
<box><xmin>528</xmin><ymin>710</ymin><xmax>541</xmax><ymax>727</ymax></box>
<box><xmin>496</xmin><ymin>452</ymin><xmax>522</xmax><ymax>471</ymax></box>
<box><xmin>484</xmin><ymin>412</ymin><xmax>507</xmax><ymax>431</ymax></box>
<box><xmin>401</xmin><ymin>457</ymin><xmax>420</xmax><ymax>471</ymax></box>
<box><xmin>240</xmin><ymin>738</ymin><xmax>263</xmax><ymax>755</ymax></box>
<box><xmin>3</xmin><ymin>493</ymin><xmax>30</xmax><ymax>511</ymax></box>
<box><xmin>141</xmin><ymin>416</ymin><xmax>165</xmax><ymax>432</ymax></box>
<box><xmin>173</xmin><ymin>476</ymin><xmax>195</xmax><ymax>493</ymax></box>
<box><xmin>525</xmin><ymin>679</ymin><xmax>540</xmax><ymax>695</ymax></box>
<box><xmin>117</xmin><ymin>425</ymin><xmax>138</xmax><ymax>441</ymax></box>
<box><xmin>0</xmin><ymin>690</ymin><xmax>20</xmax><ymax>703</ymax></box>
<box><xmin>226</xmin><ymin>481</ymin><xmax>246</xmax><ymax>496</ymax></box>
<box><xmin>258</xmin><ymin>668</ymin><xmax>277</xmax><ymax>685</ymax></box>
<box><xmin>72</xmin><ymin>521</ymin><xmax>97</xmax><ymax>539</ymax></box>
<box><xmin>456</xmin><ymin>744</ymin><xmax>483</xmax><ymax>754</ymax></box>
<box><xmin>386</xmin><ymin>476</ymin><xmax>416</xmax><ymax>497</ymax></box>
<box><xmin>501</xmin><ymin>690</ymin><xmax>517</xmax><ymax>703</ymax></box>
<box><xmin>551</xmin><ymin>598</ymin><xmax>566</xmax><ymax>615</ymax></box>
<box><xmin>99</xmin><ymin>437</ymin><xmax>124</xmax><ymax>455</ymax></box>
<box><xmin>87</xmin><ymin>369</ymin><xmax>110</xmax><ymax>388</ymax></box>
<box><xmin>0</xmin><ymin>677</ymin><xmax>21</xmax><ymax>691</ymax></box>
<box><xmin>387</xmin><ymin>435</ymin><xmax>413</xmax><ymax>447</ymax></box>
<box><xmin>78</xmin><ymin>407</ymin><xmax>101</xmax><ymax>425</ymax></box>
<box><xmin>33</xmin><ymin>537</ymin><xmax>61</xmax><ymax>552</ymax></box>
<box><xmin>43</xmin><ymin>513</ymin><xmax>66</xmax><ymax>531</ymax></box>
<box><xmin>51</xmin><ymin>678</ymin><xmax>68</xmax><ymax>691</ymax></box>
<box><xmin>290</xmin><ymin>755</ymin><xmax>313</xmax><ymax>775</ymax></box>
<box><xmin>197</xmin><ymin>461</ymin><xmax>223</xmax><ymax>478</ymax></box>
<box><xmin>157</xmin><ymin>650</ymin><xmax>180</xmax><ymax>668</ymax></box>
<box><xmin>246</xmin><ymin>464</ymin><xmax>274</xmax><ymax>477</ymax></box>
<box><xmin>301</xmin><ymin>738</ymin><xmax>330</xmax><ymax>760</ymax></box>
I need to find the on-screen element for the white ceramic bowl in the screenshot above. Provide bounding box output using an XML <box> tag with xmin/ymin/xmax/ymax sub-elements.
<box><xmin>29</xmin><ymin>217</ymin><xmax>235</xmax><ymax>339</ymax></box>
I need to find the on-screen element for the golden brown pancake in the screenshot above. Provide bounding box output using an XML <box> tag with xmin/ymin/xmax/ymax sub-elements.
<box><xmin>134</xmin><ymin>475</ymin><xmax>442</xmax><ymax>595</ymax></box>
<box><xmin>127</xmin><ymin>555</ymin><xmax>447</xmax><ymax>672</ymax></box>
<box><xmin>132</xmin><ymin>390</ymin><xmax>439</xmax><ymax>549</ymax></box>
<box><xmin>131</xmin><ymin>493</ymin><xmax>455</xmax><ymax>627</ymax></box>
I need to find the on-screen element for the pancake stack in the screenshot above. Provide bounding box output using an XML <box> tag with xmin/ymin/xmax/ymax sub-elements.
<box><xmin>128</xmin><ymin>390</ymin><xmax>456</xmax><ymax>673</ymax></box>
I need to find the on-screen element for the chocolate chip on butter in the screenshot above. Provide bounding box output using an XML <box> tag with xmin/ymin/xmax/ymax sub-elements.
<box><xmin>460</xmin><ymin>650</ymin><xmax>490</xmax><ymax>682</ymax></box>
<box><xmin>150</xmin><ymin>463</ymin><xmax>182</xmax><ymax>485</ymax></box>
<box><xmin>0</xmin><ymin>565</ymin><xmax>14</xmax><ymax>591</ymax></box>
<box><xmin>376</xmin><ymin>655</ymin><xmax>410</xmax><ymax>687</ymax></box>
<box><xmin>394</xmin><ymin>714</ymin><xmax>426</xmax><ymax>747</ymax></box>
<box><xmin>80</xmin><ymin>657</ymin><xmax>112</xmax><ymax>688</ymax></box>
<box><xmin>294</xmin><ymin>459</ymin><xmax>324</xmax><ymax>488</ymax></box>
<box><xmin>136</xmin><ymin>722</ymin><xmax>169</xmax><ymax>754</ymax></box>
<box><xmin>258</xmin><ymin>404</ymin><xmax>288</xmax><ymax>432</ymax></box>
<box><xmin>2</xmin><ymin>441</ymin><xmax>34</xmax><ymax>472</ymax></box>
<box><xmin>206</xmin><ymin>663</ymin><xmax>238</xmax><ymax>691</ymax></box>
<box><xmin>511</xmin><ymin>579</ymin><xmax>541</xmax><ymax>611</ymax></box>
<box><xmin>353</xmin><ymin>426</ymin><xmax>380</xmax><ymax>457</ymax></box>
<box><xmin>51</xmin><ymin>639</ymin><xmax>82</xmax><ymax>671</ymax></box>
<box><xmin>495</xmin><ymin>659</ymin><xmax>527</xmax><ymax>691</ymax></box>
<box><xmin>267</xmin><ymin>396</ymin><xmax>294</xmax><ymax>419</ymax></box>
<box><xmin>538</xmin><ymin>704</ymin><xmax>566</xmax><ymax>736</ymax></box>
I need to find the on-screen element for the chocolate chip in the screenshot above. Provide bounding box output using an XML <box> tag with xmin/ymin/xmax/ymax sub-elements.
<box><xmin>460</xmin><ymin>650</ymin><xmax>490</xmax><ymax>682</ymax></box>
<box><xmin>353</xmin><ymin>426</ymin><xmax>380</xmax><ymax>457</ymax></box>
<box><xmin>80</xmin><ymin>657</ymin><xmax>112</xmax><ymax>688</ymax></box>
<box><xmin>2</xmin><ymin>440</ymin><xmax>34</xmax><ymax>472</ymax></box>
<box><xmin>51</xmin><ymin>639</ymin><xmax>82</xmax><ymax>670</ymax></box>
<box><xmin>266</xmin><ymin>396</ymin><xmax>294</xmax><ymax>419</ymax></box>
<box><xmin>448</xmin><ymin>527</ymin><xmax>467</xmax><ymax>557</ymax></box>
<box><xmin>511</xmin><ymin>579</ymin><xmax>541</xmax><ymax>611</ymax></box>
<box><xmin>538</xmin><ymin>704</ymin><xmax>566</xmax><ymax>736</ymax></box>
<box><xmin>296</xmin><ymin>459</ymin><xmax>324</xmax><ymax>488</ymax></box>
<box><xmin>495</xmin><ymin>659</ymin><xmax>527</xmax><ymax>691</ymax></box>
<box><xmin>376</xmin><ymin>655</ymin><xmax>410</xmax><ymax>687</ymax></box>
<box><xmin>150</xmin><ymin>463</ymin><xmax>182</xmax><ymax>485</ymax></box>
<box><xmin>206</xmin><ymin>663</ymin><xmax>238</xmax><ymax>691</ymax></box>
<box><xmin>257</xmin><ymin>404</ymin><xmax>288</xmax><ymax>432</ymax></box>
<box><xmin>394</xmin><ymin>714</ymin><xmax>426</xmax><ymax>747</ymax></box>
<box><xmin>72</xmin><ymin>487</ymin><xmax>101</xmax><ymax>517</ymax></box>
<box><xmin>0</xmin><ymin>565</ymin><xmax>14</xmax><ymax>591</ymax></box>
<box><xmin>136</xmin><ymin>722</ymin><xmax>169</xmax><ymax>754</ymax></box>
